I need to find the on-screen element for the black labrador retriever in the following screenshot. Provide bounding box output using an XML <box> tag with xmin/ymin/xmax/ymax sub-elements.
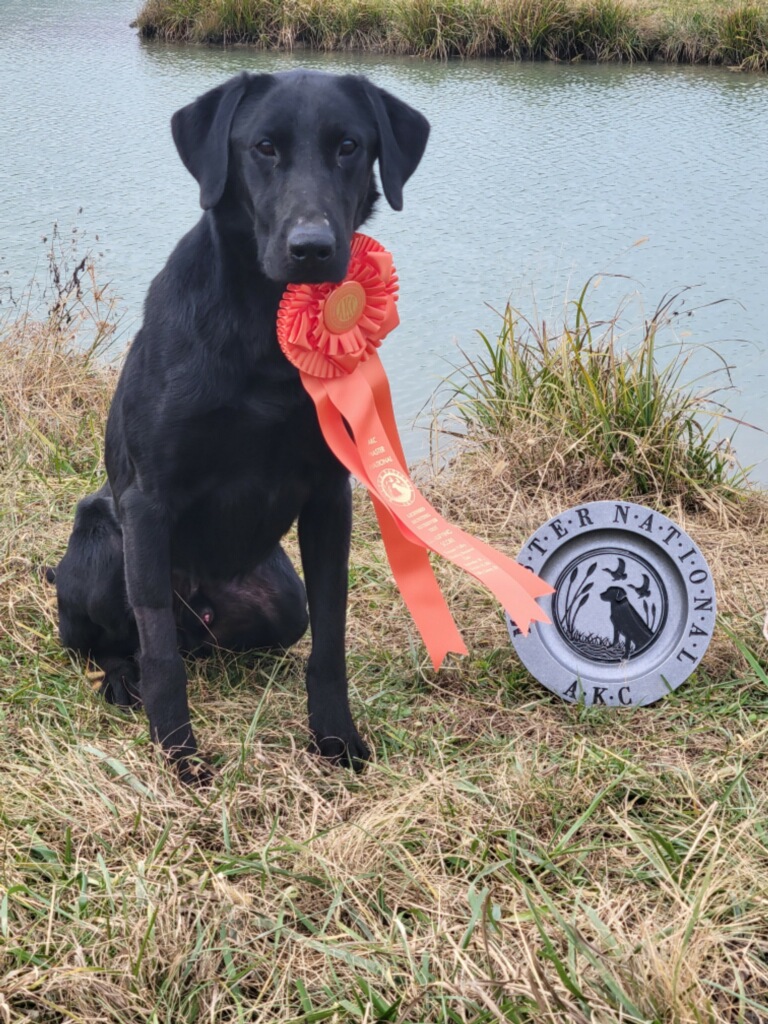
<box><xmin>51</xmin><ymin>70</ymin><xmax>429</xmax><ymax>780</ymax></box>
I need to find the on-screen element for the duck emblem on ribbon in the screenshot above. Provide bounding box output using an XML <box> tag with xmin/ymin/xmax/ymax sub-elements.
<box><xmin>278</xmin><ymin>233</ymin><xmax>552</xmax><ymax>669</ymax></box>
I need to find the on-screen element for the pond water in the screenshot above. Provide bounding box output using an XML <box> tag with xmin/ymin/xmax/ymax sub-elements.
<box><xmin>2</xmin><ymin>0</ymin><xmax>768</xmax><ymax>478</ymax></box>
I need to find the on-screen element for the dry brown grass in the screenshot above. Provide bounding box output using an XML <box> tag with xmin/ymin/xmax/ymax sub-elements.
<box><xmin>2</xmin><ymin>268</ymin><xmax>768</xmax><ymax>1022</ymax></box>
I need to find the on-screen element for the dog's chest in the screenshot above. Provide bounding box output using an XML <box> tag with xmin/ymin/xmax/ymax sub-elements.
<box><xmin>168</xmin><ymin>382</ymin><xmax>339</xmax><ymax>574</ymax></box>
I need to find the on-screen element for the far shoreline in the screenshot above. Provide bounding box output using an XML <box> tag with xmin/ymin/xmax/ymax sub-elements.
<box><xmin>134</xmin><ymin>0</ymin><xmax>768</xmax><ymax>72</ymax></box>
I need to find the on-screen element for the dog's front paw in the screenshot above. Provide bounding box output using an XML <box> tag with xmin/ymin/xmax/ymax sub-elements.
<box><xmin>155</xmin><ymin>731</ymin><xmax>212</xmax><ymax>787</ymax></box>
<box><xmin>309</xmin><ymin>720</ymin><xmax>371</xmax><ymax>772</ymax></box>
<box><xmin>175</xmin><ymin>752</ymin><xmax>214</xmax><ymax>787</ymax></box>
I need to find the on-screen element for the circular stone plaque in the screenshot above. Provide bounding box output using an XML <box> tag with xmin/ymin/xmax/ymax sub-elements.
<box><xmin>506</xmin><ymin>501</ymin><xmax>716</xmax><ymax>706</ymax></box>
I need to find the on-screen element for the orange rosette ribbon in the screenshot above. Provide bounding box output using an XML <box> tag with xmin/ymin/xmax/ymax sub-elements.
<box><xmin>278</xmin><ymin>232</ymin><xmax>552</xmax><ymax>669</ymax></box>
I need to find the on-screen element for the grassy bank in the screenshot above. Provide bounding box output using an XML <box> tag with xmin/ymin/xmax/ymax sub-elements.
<box><xmin>134</xmin><ymin>0</ymin><xmax>768</xmax><ymax>71</ymax></box>
<box><xmin>2</xmin><ymin>259</ymin><xmax>768</xmax><ymax>1022</ymax></box>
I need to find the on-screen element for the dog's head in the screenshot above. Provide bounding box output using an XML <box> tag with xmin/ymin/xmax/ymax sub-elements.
<box><xmin>171</xmin><ymin>70</ymin><xmax>430</xmax><ymax>284</ymax></box>
<box><xmin>600</xmin><ymin>586</ymin><xmax>628</xmax><ymax>604</ymax></box>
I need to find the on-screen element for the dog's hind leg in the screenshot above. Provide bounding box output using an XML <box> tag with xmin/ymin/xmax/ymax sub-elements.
<box><xmin>52</xmin><ymin>485</ymin><xmax>142</xmax><ymax>709</ymax></box>
<box><xmin>298</xmin><ymin>476</ymin><xmax>370</xmax><ymax>771</ymax></box>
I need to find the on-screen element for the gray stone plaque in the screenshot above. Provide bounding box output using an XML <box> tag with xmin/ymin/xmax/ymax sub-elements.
<box><xmin>506</xmin><ymin>501</ymin><xmax>716</xmax><ymax>706</ymax></box>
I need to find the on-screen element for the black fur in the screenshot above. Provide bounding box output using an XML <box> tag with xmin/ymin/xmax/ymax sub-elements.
<box><xmin>51</xmin><ymin>70</ymin><xmax>430</xmax><ymax>780</ymax></box>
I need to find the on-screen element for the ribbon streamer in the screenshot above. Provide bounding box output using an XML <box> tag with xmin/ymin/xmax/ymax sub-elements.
<box><xmin>278</xmin><ymin>233</ymin><xmax>552</xmax><ymax>669</ymax></box>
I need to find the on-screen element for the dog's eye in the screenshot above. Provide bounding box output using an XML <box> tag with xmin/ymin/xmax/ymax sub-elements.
<box><xmin>339</xmin><ymin>139</ymin><xmax>357</xmax><ymax>157</ymax></box>
<box><xmin>254</xmin><ymin>139</ymin><xmax>277</xmax><ymax>157</ymax></box>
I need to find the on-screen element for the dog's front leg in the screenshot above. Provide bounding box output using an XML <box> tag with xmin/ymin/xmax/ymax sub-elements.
<box><xmin>120</xmin><ymin>487</ymin><xmax>201</xmax><ymax>782</ymax></box>
<box><xmin>298</xmin><ymin>478</ymin><xmax>371</xmax><ymax>771</ymax></box>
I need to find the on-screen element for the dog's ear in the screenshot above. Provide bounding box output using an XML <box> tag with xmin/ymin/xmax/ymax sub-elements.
<box><xmin>615</xmin><ymin>588</ymin><xmax>627</xmax><ymax>603</ymax></box>
<box><xmin>171</xmin><ymin>73</ymin><xmax>251</xmax><ymax>210</ymax></box>
<box><xmin>364</xmin><ymin>82</ymin><xmax>430</xmax><ymax>211</ymax></box>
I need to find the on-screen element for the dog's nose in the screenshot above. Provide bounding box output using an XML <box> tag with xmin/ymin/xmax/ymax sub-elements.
<box><xmin>287</xmin><ymin>223</ymin><xmax>336</xmax><ymax>265</ymax></box>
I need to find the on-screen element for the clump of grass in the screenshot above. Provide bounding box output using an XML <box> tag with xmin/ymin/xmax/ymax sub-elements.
<box><xmin>390</xmin><ymin>0</ymin><xmax>500</xmax><ymax>59</ymax></box>
<box><xmin>134</xmin><ymin>0</ymin><xmax>768</xmax><ymax>71</ymax></box>
<box><xmin>715</xmin><ymin>3</ymin><xmax>768</xmax><ymax>68</ymax></box>
<box><xmin>495</xmin><ymin>0</ymin><xmax>573</xmax><ymax>59</ymax></box>
<box><xmin>572</xmin><ymin>0</ymin><xmax>651</xmax><ymax>60</ymax></box>
<box><xmin>445</xmin><ymin>281</ymin><xmax>749</xmax><ymax>511</ymax></box>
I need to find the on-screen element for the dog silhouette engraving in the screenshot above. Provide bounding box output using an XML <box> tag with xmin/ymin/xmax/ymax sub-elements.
<box><xmin>600</xmin><ymin>586</ymin><xmax>655</xmax><ymax>660</ymax></box>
